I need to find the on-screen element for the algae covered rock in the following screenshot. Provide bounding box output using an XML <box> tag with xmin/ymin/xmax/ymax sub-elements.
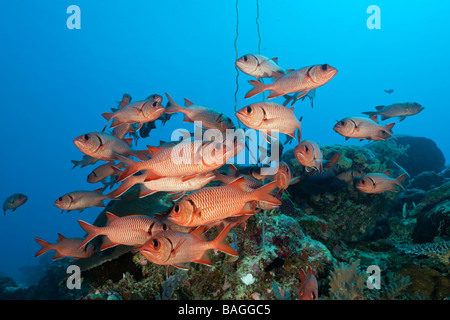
<box><xmin>282</xmin><ymin>143</ymin><xmax>398</xmax><ymax>243</ymax></box>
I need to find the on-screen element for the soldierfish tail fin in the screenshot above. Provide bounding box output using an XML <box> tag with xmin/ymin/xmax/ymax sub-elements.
<box><xmin>362</xmin><ymin>111</ymin><xmax>377</xmax><ymax>117</ymax></box>
<box><xmin>112</xmin><ymin>153</ymin><xmax>142</xmax><ymax>183</ymax></box>
<box><xmin>396</xmin><ymin>173</ymin><xmax>407</xmax><ymax>189</ymax></box>
<box><xmin>211</xmin><ymin>224</ymin><xmax>238</xmax><ymax>257</ymax></box>
<box><xmin>71</xmin><ymin>160</ymin><xmax>80</xmax><ymax>169</ymax></box>
<box><xmin>109</xmin><ymin>171</ymin><xmax>146</xmax><ymax>198</ymax></box>
<box><xmin>251</xmin><ymin>180</ymin><xmax>282</xmax><ymax>206</ymax></box>
<box><xmin>212</xmin><ymin>170</ymin><xmax>229</xmax><ymax>184</ymax></box>
<box><xmin>34</xmin><ymin>238</ymin><xmax>54</xmax><ymax>257</ymax></box>
<box><xmin>384</xmin><ymin>122</ymin><xmax>395</xmax><ymax>134</ymax></box>
<box><xmin>77</xmin><ymin>220</ymin><xmax>101</xmax><ymax>248</ymax></box>
<box><xmin>282</xmin><ymin>94</ymin><xmax>294</xmax><ymax>106</ymax></box>
<box><xmin>165</xmin><ymin>93</ymin><xmax>184</xmax><ymax>114</ymax></box>
<box><xmin>245</xmin><ymin>80</ymin><xmax>268</xmax><ymax>99</ymax></box>
<box><xmin>102</xmin><ymin>112</ymin><xmax>114</xmax><ymax>122</ymax></box>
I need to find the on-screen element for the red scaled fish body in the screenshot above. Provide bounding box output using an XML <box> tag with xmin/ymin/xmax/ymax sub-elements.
<box><xmin>111</xmin><ymin>171</ymin><xmax>216</xmax><ymax>198</ymax></box>
<box><xmin>355</xmin><ymin>171</ymin><xmax>406</xmax><ymax>194</ymax></box>
<box><xmin>165</xmin><ymin>93</ymin><xmax>235</xmax><ymax>132</ymax></box>
<box><xmin>333</xmin><ymin>116</ymin><xmax>395</xmax><ymax>141</ymax></box>
<box><xmin>139</xmin><ymin>224</ymin><xmax>238</xmax><ymax>276</ymax></box>
<box><xmin>35</xmin><ymin>234</ymin><xmax>96</xmax><ymax>260</ymax></box>
<box><xmin>298</xmin><ymin>267</ymin><xmax>319</xmax><ymax>300</ymax></box>
<box><xmin>236</xmin><ymin>102</ymin><xmax>302</xmax><ymax>139</ymax></box>
<box><xmin>362</xmin><ymin>102</ymin><xmax>423</xmax><ymax>121</ymax></box>
<box><xmin>54</xmin><ymin>188</ymin><xmax>114</xmax><ymax>213</ymax></box>
<box><xmin>73</xmin><ymin>132</ymin><xmax>148</xmax><ymax>161</ymax></box>
<box><xmin>114</xmin><ymin>138</ymin><xmax>242</xmax><ymax>182</ymax></box>
<box><xmin>102</xmin><ymin>99</ymin><xmax>166</xmax><ymax>130</ymax></box>
<box><xmin>294</xmin><ymin>139</ymin><xmax>325</xmax><ymax>173</ymax></box>
<box><xmin>167</xmin><ymin>177</ymin><xmax>281</xmax><ymax>227</ymax></box>
<box><xmin>78</xmin><ymin>212</ymin><xmax>167</xmax><ymax>250</ymax></box>
<box><xmin>245</xmin><ymin>64</ymin><xmax>337</xmax><ymax>99</ymax></box>
<box><xmin>235</xmin><ymin>54</ymin><xmax>289</xmax><ymax>80</ymax></box>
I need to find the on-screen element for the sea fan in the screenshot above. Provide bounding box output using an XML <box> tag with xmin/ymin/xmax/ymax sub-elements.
<box><xmin>328</xmin><ymin>259</ymin><xmax>366</xmax><ymax>300</ymax></box>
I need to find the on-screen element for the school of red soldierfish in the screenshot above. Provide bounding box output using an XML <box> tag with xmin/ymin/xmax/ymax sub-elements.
<box><xmin>30</xmin><ymin>54</ymin><xmax>423</xmax><ymax>297</ymax></box>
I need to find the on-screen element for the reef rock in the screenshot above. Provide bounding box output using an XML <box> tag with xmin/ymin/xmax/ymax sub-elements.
<box><xmin>282</xmin><ymin>144</ymin><xmax>398</xmax><ymax>243</ymax></box>
<box><xmin>391</xmin><ymin>135</ymin><xmax>446</xmax><ymax>178</ymax></box>
<box><xmin>410</xmin><ymin>181</ymin><xmax>450</xmax><ymax>243</ymax></box>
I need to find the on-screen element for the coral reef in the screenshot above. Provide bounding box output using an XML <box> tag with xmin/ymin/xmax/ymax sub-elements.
<box><xmin>12</xmin><ymin>140</ymin><xmax>450</xmax><ymax>300</ymax></box>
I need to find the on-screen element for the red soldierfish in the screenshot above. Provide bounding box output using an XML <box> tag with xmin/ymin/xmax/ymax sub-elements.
<box><xmin>35</xmin><ymin>234</ymin><xmax>96</xmax><ymax>260</ymax></box>
<box><xmin>298</xmin><ymin>267</ymin><xmax>318</xmax><ymax>300</ymax></box>
<box><xmin>167</xmin><ymin>177</ymin><xmax>281</xmax><ymax>227</ymax></box>
<box><xmin>213</xmin><ymin>166</ymin><xmax>280</xmax><ymax>211</ymax></box>
<box><xmin>236</xmin><ymin>102</ymin><xmax>302</xmax><ymax>140</ymax></box>
<box><xmin>335</xmin><ymin>170</ymin><xmax>365</xmax><ymax>185</ymax></box>
<box><xmin>3</xmin><ymin>193</ymin><xmax>28</xmax><ymax>215</ymax></box>
<box><xmin>54</xmin><ymin>188</ymin><xmax>114</xmax><ymax>213</ymax></box>
<box><xmin>235</xmin><ymin>54</ymin><xmax>290</xmax><ymax>80</ymax></box>
<box><xmin>333</xmin><ymin>116</ymin><xmax>395</xmax><ymax>141</ymax></box>
<box><xmin>165</xmin><ymin>93</ymin><xmax>235</xmax><ymax>132</ymax></box>
<box><xmin>362</xmin><ymin>102</ymin><xmax>424</xmax><ymax>121</ymax></box>
<box><xmin>271</xmin><ymin>161</ymin><xmax>300</xmax><ymax>196</ymax></box>
<box><xmin>73</xmin><ymin>132</ymin><xmax>149</xmax><ymax>161</ymax></box>
<box><xmin>114</xmin><ymin>139</ymin><xmax>240</xmax><ymax>183</ymax></box>
<box><xmin>139</xmin><ymin>224</ymin><xmax>238</xmax><ymax>277</ymax></box>
<box><xmin>245</xmin><ymin>64</ymin><xmax>337</xmax><ymax>100</ymax></box>
<box><xmin>294</xmin><ymin>139</ymin><xmax>325</xmax><ymax>173</ymax></box>
<box><xmin>87</xmin><ymin>162</ymin><xmax>123</xmax><ymax>184</ymax></box>
<box><xmin>355</xmin><ymin>171</ymin><xmax>406</xmax><ymax>194</ymax></box>
<box><xmin>102</xmin><ymin>99</ymin><xmax>166</xmax><ymax>130</ymax></box>
<box><xmin>78</xmin><ymin>212</ymin><xmax>167</xmax><ymax>251</ymax></box>
<box><xmin>111</xmin><ymin>171</ymin><xmax>216</xmax><ymax>199</ymax></box>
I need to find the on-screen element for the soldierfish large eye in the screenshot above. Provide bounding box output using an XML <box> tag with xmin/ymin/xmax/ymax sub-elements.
<box><xmin>162</xmin><ymin>224</ymin><xmax>168</xmax><ymax>231</ymax></box>
<box><xmin>173</xmin><ymin>204</ymin><xmax>180</xmax><ymax>213</ymax></box>
<box><xmin>152</xmin><ymin>239</ymin><xmax>159</xmax><ymax>248</ymax></box>
<box><xmin>339</xmin><ymin>121</ymin><xmax>345</xmax><ymax>126</ymax></box>
<box><xmin>152</xmin><ymin>101</ymin><xmax>157</xmax><ymax>107</ymax></box>
<box><xmin>360</xmin><ymin>179</ymin><xmax>366</xmax><ymax>184</ymax></box>
<box><xmin>321</xmin><ymin>64</ymin><xmax>328</xmax><ymax>71</ymax></box>
<box><xmin>304</xmin><ymin>145</ymin><xmax>309</xmax><ymax>153</ymax></box>
<box><xmin>58</xmin><ymin>197</ymin><xmax>63</xmax><ymax>201</ymax></box>
<box><xmin>243</xmin><ymin>55</ymin><xmax>248</xmax><ymax>62</ymax></box>
<box><xmin>84</xmin><ymin>134</ymin><xmax>90</xmax><ymax>140</ymax></box>
<box><xmin>246</xmin><ymin>106</ymin><xmax>252</xmax><ymax>114</ymax></box>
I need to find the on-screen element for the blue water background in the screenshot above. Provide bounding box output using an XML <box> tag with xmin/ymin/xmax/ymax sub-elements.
<box><xmin>0</xmin><ymin>0</ymin><xmax>448</xmax><ymax>284</ymax></box>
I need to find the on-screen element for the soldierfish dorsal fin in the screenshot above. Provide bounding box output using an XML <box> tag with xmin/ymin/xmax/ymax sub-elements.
<box><xmin>375</xmin><ymin>105</ymin><xmax>385</xmax><ymax>110</ymax></box>
<box><xmin>184</xmin><ymin>98</ymin><xmax>194</xmax><ymax>107</ymax></box>
<box><xmin>369</xmin><ymin>115</ymin><xmax>378</xmax><ymax>123</ymax></box>
<box><xmin>385</xmin><ymin>123</ymin><xmax>395</xmax><ymax>131</ymax></box>
<box><xmin>105</xmin><ymin>211</ymin><xmax>119</xmax><ymax>225</ymax></box>
<box><xmin>271</xmin><ymin>57</ymin><xmax>278</xmax><ymax>63</ymax></box>
<box><xmin>271</xmin><ymin>71</ymin><xmax>285</xmax><ymax>81</ymax></box>
<box><xmin>228</xmin><ymin>175</ymin><xmax>247</xmax><ymax>190</ymax></box>
<box><xmin>57</xmin><ymin>233</ymin><xmax>66</xmax><ymax>243</ymax></box>
<box><xmin>383</xmin><ymin>170</ymin><xmax>390</xmax><ymax>177</ymax></box>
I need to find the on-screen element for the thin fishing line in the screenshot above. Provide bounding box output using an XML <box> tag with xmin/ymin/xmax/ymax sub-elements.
<box><xmin>255</xmin><ymin>0</ymin><xmax>265</xmax><ymax>101</ymax></box>
<box><xmin>234</xmin><ymin>0</ymin><xmax>240</xmax><ymax>127</ymax></box>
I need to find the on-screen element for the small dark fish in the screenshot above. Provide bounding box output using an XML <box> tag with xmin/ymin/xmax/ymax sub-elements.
<box><xmin>139</xmin><ymin>121</ymin><xmax>157</xmax><ymax>138</ymax></box>
<box><xmin>384</xmin><ymin>89</ymin><xmax>394</xmax><ymax>94</ymax></box>
<box><xmin>3</xmin><ymin>193</ymin><xmax>28</xmax><ymax>215</ymax></box>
